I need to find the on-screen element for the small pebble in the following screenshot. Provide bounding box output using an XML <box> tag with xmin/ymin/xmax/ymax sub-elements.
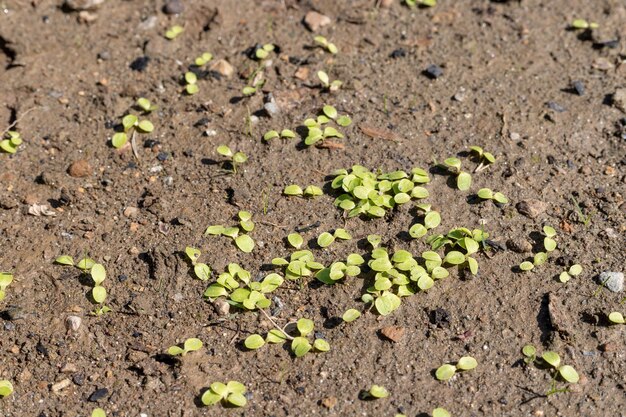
<box><xmin>572</xmin><ymin>80</ymin><xmax>585</xmax><ymax>96</ymax></box>
<box><xmin>211</xmin><ymin>59</ymin><xmax>234</xmax><ymax>78</ymax></box>
<box><xmin>516</xmin><ymin>199</ymin><xmax>548</xmax><ymax>218</ymax></box>
<box><xmin>424</xmin><ymin>64</ymin><xmax>443</xmax><ymax>79</ymax></box>
<box><xmin>509</xmin><ymin>132</ymin><xmax>520</xmax><ymax>141</ymax></box>
<box><xmin>68</xmin><ymin>159</ymin><xmax>91</xmax><ymax>178</ymax></box>
<box><xmin>65</xmin><ymin>315</ymin><xmax>82</xmax><ymax>332</ymax></box>
<box><xmin>303</xmin><ymin>11</ymin><xmax>331</xmax><ymax>32</ymax></box>
<box><xmin>596</xmin><ymin>271</ymin><xmax>624</xmax><ymax>293</ymax></box>
<box><xmin>88</xmin><ymin>387</ymin><xmax>109</xmax><ymax>402</ymax></box>
<box><xmin>547</xmin><ymin>101</ymin><xmax>566</xmax><ymax>113</ymax></box>
<box><xmin>51</xmin><ymin>378</ymin><xmax>71</xmax><ymax>393</ymax></box>
<box><xmin>163</xmin><ymin>0</ymin><xmax>184</xmax><ymax>14</ymax></box>
<box><xmin>130</xmin><ymin>56</ymin><xmax>150</xmax><ymax>72</ymax></box>
<box><xmin>118</xmin><ymin>274</ymin><xmax>127</xmax><ymax>282</ymax></box>
<box><xmin>389</xmin><ymin>48</ymin><xmax>406</xmax><ymax>58</ymax></box>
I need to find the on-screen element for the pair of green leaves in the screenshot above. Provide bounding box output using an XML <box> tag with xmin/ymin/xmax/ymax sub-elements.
<box><xmin>254</xmin><ymin>43</ymin><xmax>274</xmax><ymax>60</ymax></box>
<box><xmin>0</xmin><ymin>272</ymin><xmax>13</xmax><ymax>302</ymax></box>
<box><xmin>316</xmin><ymin>253</ymin><xmax>364</xmax><ymax>284</ymax></box>
<box><xmin>435</xmin><ymin>356</ymin><xmax>478</xmax><ymax>380</ymax></box>
<box><xmin>204</xmin><ymin>211</ymin><xmax>255</xmax><ymax>253</ymax></box>
<box><xmin>303</xmin><ymin>105</ymin><xmax>352</xmax><ymax>146</ymax></box>
<box><xmin>271</xmin><ymin>250</ymin><xmax>325</xmax><ymax>281</ymax></box>
<box><xmin>201</xmin><ymin>381</ymin><xmax>247</xmax><ymax>408</ymax></box>
<box><xmin>317</xmin><ymin>228</ymin><xmax>352</xmax><ymax>248</ymax></box>
<box><xmin>264</xmin><ymin>129</ymin><xmax>296</xmax><ymax>141</ymax></box>
<box><xmin>409</xmin><ymin>208</ymin><xmax>441</xmax><ymax>239</ymax></box>
<box><xmin>0</xmin><ymin>131</ymin><xmax>23</xmax><ymax>154</ymax></box>
<box><xmin>283</xmin><ymin>184</ymin><xmax>323</xmax><ymax>197</ymax></box>
<box><xmin>477</xmin><ymin>188</ymin><xmax>508</xmax><ymax>204</ymax></box>
<box><xmin>184</xmin><ymin>247</ymin><xmax>212</xmax><ymax>281</ymax></box>
<box><xmin>194</xmin><ymin>52</ymin><xmax>213</xmax><ymax>67</ymax></box>
<box><xmin>245</xmin><ymin>318</ymin><xmax>330</xmax><ymax>358</ymax></box>
<box><xmin>112</xmin><ymin>114</ymin><xmax>154</xmax><ymax>148</ymax></box>
<box><xmin>165</xmin><ymin>25</ymin><xmax>183</xmax><ymax>40</ymax></box>
<box><xmin>444</xmin><ymin>158</ymin><xmax>472</xmax><ymax>191</ymax></box>
<box><xmin>317</xmin><ymin>71</ymin><xmax>342</xmax><ymax>91</ymax></box>
<box><xmin>522</xmin><ymin>346</ymin><xmax>580</xmax><ymax>383</ymax></box>
<box><xmin>559</xmin><ymin>264</ymin><xmax>582</xmax><ymax>283</ymax></box>
<box><xmin>184</xmin><ymin>71</ymin><xmax>199</xmax><ymax>95</ymax></box>
<box><xmin>168</xmin><ymin>338</ymin><xmax>203</xmax><ymax>356</ymax></box>
<box><xmin>313</xmin><ymin>36</ymin><xmax>338</xmax><ymax>54</ymax></box>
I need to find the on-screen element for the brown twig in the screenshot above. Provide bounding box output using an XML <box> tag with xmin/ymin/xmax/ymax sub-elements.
<box><xmin>258</xmin><ymin>308</ymin><xmax>295</xmax><ymax>340</ymax></box>
<box><xmin>1</xmin><ymin>106</ymin><xmax>39</xmax><ymax>137</ymax></box>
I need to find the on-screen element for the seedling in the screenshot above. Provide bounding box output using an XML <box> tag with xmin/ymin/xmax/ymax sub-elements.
<box><xmin>111</xmin><ymin>114</ymin><xmax>154</xmax><ymax>148</ymax></box>
<box><xmin>303</xmin><ymin>105</ymin><xmax>352</xmax><ymax>146</ymax></box>
<box><xmin>469</xmin><ymin>146</ymin><xmax>495</xmax><ymax>172</ymax></box>
<box><xmin>91</xmin><ymin>409</ymin><xmax>106</xmax><ymax>417</ymax></box>
<box><xmin>317</xmin><ymin>71</ymin><xmax>342</xmax><ymax>92</ymax></box>
<box><xmin>55</xmin><ymin>256</ymin><xmax>111</xmax><ymax>315</ymax></box>
<box><xmin>0</xmin><ymin>131</ymin><xmax>23</xmax><ymax>154</ymax></box>
<box><xmin>287</xmin><ymin>233</ymin><xmax>304</xmax><ymax>249</ymax></box>
<box><xmin>364</xmin><ymin>385</ymin><xmax>389</xmax><ymax>399</ymax></box>
<box><xmin>443</xmin><ymin>157</ymin><xmax>472</xmax><ymax>191</ymax></box>
<box><xmin>432</xmin><ymin>408</ymin><xmax>450</xmax><ymax>417</ymax></box>
<box><xmin>194</xmin><ymin>52</ymin><xmax>213</xmax><ymax>67</ymax></box>
<box><xmin>216</xmin><ymin>145</ymin><xmax>248</xmax><ymax>174</ymax></box>
<box><xmin>283</xmin><ymin>184</ymin><xmax>323</xmax><ymax>197</ymax></box>
<box><xmin>608</xmin><ymin>312</ymin><xmax>625</xmax><ymax>324</ymax></box>
<box><xmin>254</xmin><ymin>43</ymin><xmax>275</xmax><ymax>60</ymax></box>
<box><xmin>205</xmin><ymin>211</ymin><xmax>256</xmax><ymax>253</ymax></box>
<box><xmin>315</xmin><ymin>253</ymin><xmax>364</xmax><ymax>284</ymax></box>
<box><xmin>272</xmin><ymin>250</ymin><xmax>325</xmax><ymax>281</ymax></box>
<box><xmin>331</xmin><ymin>165</ymin><xmax>431</xmax><ymax>218</ymax></box>
<box><xmin>184</xmin><ymin>71</ymin><xmax>199</xmax><ymax>95</ymax></box>
<box><xmin>165</xmin><ymin>25</ymin><xmax>184</xmax><ymax>40</ymax></box>
<box><xmin>522</xmin><ymin>345</ymin><xmax>581</xmax><ymax>395</ymax></box>
<box><xmin>477</xmin><ymin>188</ymin><xmax>508</xmax><ymax>205</ymax></box>
<box><xmin>519</xmin><ymin>226</ymin><xmax>557</xmax><ymax>271</ymax></box>
<box><xmin>0</xmin><ymin>380</ymin><xmax>13</xmax><ymax>398</ymax></box>
<box><xmin>558</xmin><ymin>264</ymin><xmax>582</xmax><ymax>283</ymax></box>
<box><xmin>571</xmin><ymin>19</ymin><xmax>598</xmax><ymax>30</ymax></box>
<box><xmin>244</xmin><ymin>317</ymin><xmax>329</xmax><ymax>358</ymax></box>
<box><xmin>406</xmin><ymin>0</ymin><xmax>437</xmax><ymax>7</ymax></box>
<box><xmin>204</xmin><ymin>264</ymin><xmax>282</xmax><ymax>310</ymax></box>
<box><xmin>409</xmin><ymin>205</ymin><xmax>440</xmax><ymax>239</ymax></box>
<box><xmin>522</xmin><ymin>344</ymin><xmax>537</xmax><ymax>363</ymax></box>
<box><xmin>263</xmin><ymin>129</ymin><xmax>296</xmax><ymax>141</ymax></box>
<box><xmin>201</xmin><ymin>381</ymin><xmax>247</xmax><ymax>408</ymax></box>
<box><xmin>0</xmin><ymin>272</ymin><xmax>13</xmax><ymax>301</ymax></box>
<box><xmin>184</xmin><ymin>247</ymin><xmax>212</xmax><ymax>281</ymax></box>
<box><xmin>313</xmin><ymin>36</ymin><xmax>338</xmax><ymax>54</ymax></box>
<box><xmin>342</xmin><ymin>308</ymin><xmax>361</xmax><ymax>322</ymax></box>
<box><xmin>435</xmin><ymin>356</ymin><xmax>478</xmax><ymax>380</ymax></box>
<box><xmin>136</xmin><ymin>97</ymin><xmax>157</xmax><ymax>113</ymax></box>
<box><xmin>167</xmin><ymin>338</ymin><xmax>203</xmax><ymax>356</ymax></box>
<box><xmin>570</xmin><ymin>195</ymin><xmax>591</xmax><ymax>226</ymax></box>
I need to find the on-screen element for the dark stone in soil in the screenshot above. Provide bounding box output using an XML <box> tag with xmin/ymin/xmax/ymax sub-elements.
<box><xmin>88</xmin><ymin>387</ymin><xmax>109</xmax><ymax>402</ymax></box>
<box><xmin>36</xmin><ymin>341</ymin><xmax>49</xmax><ymax>357</ymax></box>
<box><xmin>423</xmin><ymin>64</ymin><xmax>443</xmax><ymax>79</ymax></box>
<box><xmin>73</xmin><ymin>373</ymin><xmax>84</xmax><ymax>386</ymax></box>
<box><xmin>163</xmin><ymin>0</ymin><xmax>184</xmax><ymax>14</ymax></box>
<box><xmin>130</xmin><ymin>56</ymin><xmax>150</xmax><ymax>72</ymax></box>
<box><xmin>389</xmin><ymin>48</ymin><xmax>406</xmax><ymax>58</ymax></box>
<box><xmin>429</xmin><ymin>308</ymin><xmax>451</xmax><ymax>327</ymax></box>
<box><xmin>572</xmin><ymin>80</ymin><xmax>585</xmax><ymax>96</ymax></box>
<box><xmin>547</xmin><ymin>101</ymin><xmax>566</xmax><ymax>112</ymax></box>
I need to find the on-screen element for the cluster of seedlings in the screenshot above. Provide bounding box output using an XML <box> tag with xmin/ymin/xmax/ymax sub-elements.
<box><xmin>303</xmin><ymin>105</ymin><xmax>352</xmax><ymax>146</ymax></box>
<box><xmin>519</xmin><ymin>226</ymin><xmax>558</xmax><ymax>271</ymax></box>
<box><xmin>55</xmin><ymin>256</ymin><xmax>111</xmax><ymax>316</ymax></box>
<box><xmin>111</xmin><ymin>110</ymin><xmax>154</xmax><ymax>149</ymax></box>
<box><xmin>204</xmin><ymin>211</ymin><xmax>255</xmax><ymax>253</ymax></box>
<box><xmin>521</xmin><ymin>346</ymin><xmax>580</xmax><ymax>395</ymax></box>
<box><xmin>244</xmin><ymin>317</ymin><xmax>330</xmax><ymax>357</ymax></box>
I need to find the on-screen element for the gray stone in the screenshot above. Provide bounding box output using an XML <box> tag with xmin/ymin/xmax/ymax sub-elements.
<box><xmin>597</xmin><ymin>271</ymin><xmax>624</xmax><ymax>293</ymax></box>
<box><xmin>163</xmin><ymin>0</ymin><xmax>184</xmax><ymax>14</ymax></box>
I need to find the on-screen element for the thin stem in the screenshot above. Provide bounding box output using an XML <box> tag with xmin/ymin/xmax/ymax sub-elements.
<box><xmin>1</xmin><ymin>106</ymin><xmax>39</xmax><ymax>137</ymax></box>
<box><xmin>258</xmin><ymin>308</ymin><xmax>294</xmax><ymax>340</ymax></box>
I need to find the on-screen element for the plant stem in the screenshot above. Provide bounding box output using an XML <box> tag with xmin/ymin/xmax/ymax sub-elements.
<box><xmin>258</xmin><ymin>308</ymin><xmax>294</xmax><ymax>340</ymax></box>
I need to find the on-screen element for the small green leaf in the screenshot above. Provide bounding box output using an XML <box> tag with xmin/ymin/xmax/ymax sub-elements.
<box><xmin>284</xmin><ymin>185</ymin><xmax>303</xmax><ymax>196</ymax></box>
<box><xmin>281</xmin><ymin>129</ymin><xmax>296</xmax><ymax>138</ymax></box>
<box><xmin>185</xmin><ymin>84</ymin><xmax>199</xmax><ymax>95</ymax></box>
<box><xmin>226</xmin><ymin>392</ymin><xmax>247</xmax><ymax>407</ymax></box>
<box><xmin>297</xmin><ymin>318</ymin><xmax>314</xmax><ymax>336</ymax></box>
<box><xmin>244</xmin><ymin>334</ymin><xmax>265</xmax><ymax>350</ymax></box>
<box><xmin>559</xmin><ymin>271</ymin><xmax>571</xmax><ymax>283</ymax></box>
<box><xmin>436</xmin><ymin>364</ymin><xmax>457</xmax><ymax>381</ymax></box>
<box><xmin>322</xmin><ymin>105</ymin><xmax>338</xmax><ymax>119</ymax></box>
<box><xmin>342</xmin><ymin>309</ymin><xmax>361</xmax><ymax>322</ymax></box>
<box><xmin>333</xmin><ymin>228</ymin><xmax>352</xmax><ymax>240</ymax></box>
<box><xmin>608</xmin><ymin>312</ymin><xmax>625</xmax><ymax>324</ymax></box>
<box><xmin>544</xmin><ymin>237</ymin><xmax>557</xmax><ymax>252</ymax></box>
<box><xmin>571</xmin><ymin>19</ymin><xmax>589</xmax><ymax>29</ymax></box>
<box><xmin>568</xmin><ymin>264</ymin><xmax>582</xmax><ymax>276</ymax></box>
<box><xmin>77</xmin><ymin>257</ymin><xmax>95</xmax><ymax>271</ymax></box>
<box><xmin>519</xmin><ymin>261</ymin><xmax>534</xmax><ymax>271</ymax></box>
<box><xmin>122</xmin><ymin>114</ymin><xmax>138</xmax><ymax>131</ymax></box>
<box><xmin>200</xmin><ymin>389</ymin><xmax>222</xmax><ymax>406</ymax></box>
<box><xmin>111</xmin><ymin>132</ymin><xmax>128</xmax><ymax>148</ymax></box>
<box><xmin>137</xmin><ymin>97</ymin><xmax>152</xmax><ymax>111</ymax></box>
<box><xmin>558</xmin><ymin>365</ymin><xmax>579</xmax><ymax>383</ymax></box>
<box><xmin>313</xmin><ymin>338</ymin><xmax>330</xmax><ymax>352</ymax></box>
<box><xmin>184</xmin><ymin>72</ymin><xmax>197</xmax><ymax>85</ymax></box>
<box><xmin>424</xmin><ymin>211</ymin><xmax>441</xmax><ymax>229</ymax></box>
<box><xmin>184</xmin><ymin>338</ymin><xmax>203</xmax><ymax>352</ymax></box>
<box><xmin>92</xmin><ymin>286</ymin><xmax>107</xmax><ymax>304</ymax></box>
<box><xmin>477</xmin><ymin>188</ymin><xmax>493</xmax><ymax>200</ymax></box>
<box><xmin>266</xmin><ymin>329</ymin><xmax>288</xmax><ymax>343</ymax></box>
<box><xmin>522</xmin><ymin>344</ymin><xmax>536</xmax><ymax>358</ymax></box>
<box><xmin>432</xmin><ymin>408</ymin><xmax>450</xmax><ymax>417</ymax></box>
<box><xmin>457</xmin><ymin>171</ymin><xmax>472</xmax><ymax>191</ymax></box>
<box><xmin>92</xmin><ymin>408</ymin><xmax>107</xmax><ymax>417</ymax></box>
<box><xmin>317</xmin><ymin>232</ymin><xmax>335</xmax><ymax>248</ymax></box>
<box><xmin>291</xmin><ymin>337</ymin><xmax>312</xmax><ymax>357</ymax></box>
<box><xmin>185</xmin><ymin>246</ymin><xmax>201</xmax><ymax>264</ymax></box>
<box><xmin>0</xmin><ymin>380</ymin><xmax>13</xmax><ymax>397</ymax></box>
<box><xmin>287</xmin><ymin>233</ymin><xmax>304</xmax><ymax>249</ymax></box>
<box><xmin>91</xmin><ymin>263</ymin><xmax>106</xmax><ymax>285</ymax></box>
<box><xmin>369</xmin><ymin>385</ymin><xmax>389</xmax><ymax>399</ymax></box>
<box><xmin>336</xmin><ymin>115</ymin><xmax>352</xmax><ymax>126</ymax></box>
<box><xmin>367</xmin><ymin>234</ymin><xmax>381</xmax><ymax>248</ymax></box>
<box><xmin>55</xmin><ymin>255</ymin><xmax>74</xmax><ymax>266</ymax></box>
<box><xmin>493</xmin><ymin>192</ymin><xmax>508</xmax><ymax>204</ymax></box>
<box><xmin>409</xmin><ymin>224</ymin><xmax>428</xmax><ymax>239</ymax></box>
<box><xmin>242</xmin><ymin>86</ymin><xmax>256</xmax><ymax>96</ymax></box>
<box><xmin>235</xmin><ymin>235</ymin><xmax>255</xmax><ymax>253</ymax></box>
<box><xmin>533</xmin><ymin>252</ymin><xmax>548</xmax><ymax>266</ymax></box>
<box><xmin>444</xmin><ymin>251</ymin><xmax>465</xmax><ymax>265</ymax></box>
<box><xmin>216</xmin><ymin>145</ymin><xmax>232</xmax><ymax>157</ymax></box>
<box><xmin>317</xmin><ymin>70</ymin><xmax>329</xmax><ymax>85</ymax></box>
<box><xmin>264</xmin><ymin>130</ymin><xmax>279</xmax><ymax>141</ymax></box>
<box><xmin>303</xmin><ymin>185</ymin><xmax>323</xmax><ymax>197</ymax></box>
<box><xmin>542</xmin><ymin>351</ymin><xmax>561</xmax><ymax>368</ymax></box>
<box><xmin>457</xmin><ymin>356</ymin><xmax>478</xmax><ymax>371</ymax></box>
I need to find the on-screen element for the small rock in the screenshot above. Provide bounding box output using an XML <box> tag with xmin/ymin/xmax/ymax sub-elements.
<box><xmin>210</xmin><ymin>59</ymin><xmax>234</xmax><ymax>78</ymax></box>
<box><xmin>263</xmin><ymin>93</ymin><xmax>279</xmax><ymax>116</ymax></box>
<box><xmin>97</xmin><ymin>51</ymin><xmax>110</xmax><ymax>61</ymax></box>
<box><xmin>592</xmin><ymin>57</ymin><xmax>614</xmax><ymax>71</ymax></box>
<box><xmin>572</xmin><ymin>80</ymin><xmax>585</xmax><ymax>96</ymax></box>
<box><xmin>63</xmin><ymin>0</ymin><xmax>105</xmax><ymax>11</ymax></box>
<box><xmin>303</xmin><ymin>11</ymin><xmax>331</xmax><ymax>32</ymax></box>
<box><xmin>596</xmin><ymin>272</ymin><xmax>624</xmax><ymax>293</ymax></box>
<box><xmin>612</xmin><ymin>88</ymin><xmax>626</xmax><ymax>113</ymax></box>
<box><xmin>380</xmin><ymin>0</ymin><xmax>394</xmax><ymax>7</ymax></box>
<box><xmin>509</xmin><ymin>132</ymin><xmax>520</xmax><ymax>141</ymax></box>
<box><xmin>380</xmin><ymin>325</ymin><xmax>405</xmax><ymax>343</ymax></box>
<box><xmin>547</xmin><ymin>101</ymin><xmax>566</xmax><ymax>113</ymax></box>
<box><xmin>130</xmin><ymin>56</ymin><xmax>150</xmax><ymax>72</ymax></box>
<box><xmin>453</xmin><ymin>87</ymin><xmax>467</xmax><ymax>102</ymax></box>
<box><xmin>506</xmin><ymin>238</ymin><xmax>532</xmax><ymax>253</ymax></box>
<box><xmin>294</xmin><ymin>67</ymin><xmax>309</xmax><ymax>81</ymax></box>
<box><xmin>424</xmin><ymin>64</ymin><xmax>443</xmax><ymax>79</ymax></box>
<box><xmin>68</xmin><ymin>160</ymin><xmax>91</xmax><ymax>178</ymax></box>
<box><xmin>516</xmin><ymin>199</ymin><xmax>547</xmax><ymax>218</ymax></box>
<box><xmin>599</xmin><ymin>342</ymin><xmax>617</xmax><ymax>352</ymax></box>
<box><xmin>163</xmin><ymin>0</ymin><xmax>184</xmax><ymax>14</ymax></box>
<box><xmin>123</xmin><ymin>207</ymin><xmax>139</xmax><ymax>218</ymax></box>
<box><xmin>548</xmin><ymin>293</ymin><xmax>573</xmax><ymax>339</ymax></box>
<box><xmin>389</xmin><ymin>48</ymin><xmax>406</xmax><ymax>58</ymax></box>
<box><xmin>321</xmin><ymin>396</ymin><xmax>338</xmax><ymax>409</ymax></box>
<box><xmin>51</xmin><ymin>378</ymin><xmax>71</xmax><ymax>393</ymax></box>
<box><xmin>137</xmin><ymin>15</ymin><xmax>158</xmax><ymax>31</ymax></box>
<box><xmin>213</xmin><ymin>299</ymin><xmax>230</xmax><ymax>316</ymax></box>
<box><xmin>65</xmin><ymin>316</ymin><xmax>82</xmax><ymax>332</ymax></box>
<box><xmin>61</xmin><ymin>363</ymin><xmax>78</xmax><ymax>373</ymax></box>
<box><xmin>88</xmin><ymin>387</ymin><xmax>109</xmax><ymax>402</ymax></box>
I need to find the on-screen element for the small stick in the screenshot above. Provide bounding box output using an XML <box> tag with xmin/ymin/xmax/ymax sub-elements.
<box><xmin>1</xmin><ymin>106</ymin><xmax>39</xmax><ymax>137</ymax></box>
<box><xmin>131</xmin><ymin>131</ymin><xmax>140</xmax><ymax>162</ymax></box>
<box><xmin>258</xmin><ymin>308</ymin><xmax>294</xmax><ymax>340</ymax></box>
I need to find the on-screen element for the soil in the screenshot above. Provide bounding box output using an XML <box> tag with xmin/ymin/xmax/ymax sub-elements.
<box><xmin>1</xmin><ymin>0</ymin><xmax>625</xmax><ymax>416</ymax></box>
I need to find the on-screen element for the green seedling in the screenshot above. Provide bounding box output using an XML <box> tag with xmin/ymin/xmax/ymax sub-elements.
<box><xmin>435</xmin><ymin>356</ymin><xmax>478</xmax><ymax>380</ymax></box>
<box><xmin>519</xmin><ymin>226</ymin><xmax>557</xmax><ymax>271</ymax></box>
<box><xmin>184</xmin><ymin>247</ymin><xmax>212</xmax><ymax>281</ymax></box>
<box><xmin>1</xmin><ymin>131</ymin><xmax>23</xmax><ymax>154</ymax></box>
<box><xmin>91</xmin><ymin>409</ymin><xmax>106</xmax><ymax>417</ymax></box>
<box><xmin>522</xmin><ymin>346</ymin><xmax>581</xmax><ymax>394</ymax></box>
<box><xmin>283</xmin><ymin>184</ymin><xmax>323</xmax><ymax>197</ymax></box>
<box><xmin>205</xmin><ymin>211</ymin><xmax>255</xmax><ymax>253</ymax></box>
<box><xmin>406</xmin><ymin>0</ymin><xmax>437</xmax><ymax>7</ymax></box>
<box><xmin>167</xmin><ymin>337</ymin><xmax>203</xmax><ymax>356</ymax></box>
<box><xmin>303</xmin><ymin>105</ymin><xmax>352</xmax><ymax>146</ymax></box>
<box><xmin>165</xmin><ymin>25</ymin><xmax>184</xmax><ymax>40</ymax></box>
<box><xmin>571</xmin><ymin>19</ymin><xmax>598</xmax><ymax>30</ymax></box>
<box><xmin>194</xmin><ymin>52</ymin><xmax>213</xmax><ymax>67</ymax></box>
<box><xmin>245</xmin><ymin>316</ymin><xmax>329</xmax><ymax>358</ymax></box>
<box><xmin>272</xmin><ymin>250</ymin><xmax>325</xmax><ymax>281</ymax></box>
<box><xmin>204</xmin><ymin>264</ymin><xmax>281</xmax><ymax>310</ymax></box>
<box><xmin>543</xmin><ymin>225</ymin><xmax>557</xmax><ymax>252</ymax></box>
<box><xmin>111</xmin><ymin>114</ymin><xmax>154</xmax><ymax>148</ymax></box>
<box><xmin>432</xmin><ymin>408</ymin><xmax>450</xmax><ymax>417</ymax></box>
<box><xmin>469</xmin><ymin>146</ymin><xmax>495</xmax><ymax>172</ymax></box>
<box><xmin>477</xmin><ymin>188</ymin><xmax>508</xmax><ymax>204</ymax></box>
<box><xmin>522</xmin><ymin>344</ymin><xmax>537</xmax><ymax>364</ymax></box>
<box><xmin>317</xmin><ymin>229</ymin><xmax>351</xmax><ymax>248</ymax></box>
<box><xmin>0</xmin><ymin>380</ymin><xmax>13</xmax><ymax>398</ymax></box>
<box><xmin>201</xmin><ymin>380</ymin><xmax>247</xmax><ymax>408</ymax></box>
<box><xmin>313</xmin><ymin>36</ymin><xmax>338</xmax><ymax>54</ymax></box>
<box><xmin>409</xmin><ymin>205</ymin><xmax>440</xmax><ymax>239</ymax></box>
<box><xmin>558</xmin><ymin>264</ymin><xmax>582</xmax><ymax>283</ymax></box>
<box><xmin>254</xmin><ymin>43</ymin><xmax>275</xmax><ymax>60</ymax></box>
<box><xmin>0</xmin><ymin>272</ymin><xmax>13</xmax><ymax>302</ymax></box>
<box><xmin>443</xmin><ymin>157</ymin><xmax>472</xmax><ymax>191</ymax></box>
<box><xmin>216</xmin><ymin>145</ymin><xmax>248</xmax><ymax>174</ymax></box>
<box><xmin>263</xmin><ymin>129</ymin><xmax>296</xmax><ymax>141</ymax></box>
<box><xmin>136</xmin><ymin>97</ymin><xmax>157</xmax><ymax>113</ymax></box>
<box><xmin>317</xmin><ymin>71</ymin><xmax>342</xmax><ymax>92</ymax></box>
<box><xmin>315</xmin><ymin>253</ymin><xmax>364</xmax><ymax>285</ymax></box>
<box><xmin>287</xmin><ymin>233</ymin><xmax>304</xmax><ymax>249</ymax></box>
<box><xmin>342</xmin><ymin>308</ymin><xmax>361</xmax><ymax>322</ymax></box>
<box><xmin>90</xmin><ymin>263</ymin><xmax>111</xmax><ymax>316</ymax></box>
<box><xmin>365</xmin><ymin>385</ymin><xmax>389</xmax><ymax>399</ymax></box>
<box><xmin>331</xmin><ymin>165</ymin><xmax>430</xmax><ymax>218</ymax></box>
<box><xmin>608</xmin><ymin>312</ymin><xmax>625</xmax><ymax>324</ymax></box>
<box><xmin>570</xmin><ymin>195</ymin><xmax>591</xmax><ymax>226</ymax></box>
<box><xmin>184</xmin><ymin>71</ymin><xmax>199</xmax><ymax>95</ymax></box>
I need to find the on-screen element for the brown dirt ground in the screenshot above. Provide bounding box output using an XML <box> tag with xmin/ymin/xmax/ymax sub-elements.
<box><xmin>0</xmin><ymin>0</ymin><xmax>625</xmax><ymax>416</ymax></box>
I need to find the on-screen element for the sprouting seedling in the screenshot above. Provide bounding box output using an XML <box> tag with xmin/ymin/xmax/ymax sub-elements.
<box><xmin>201</xmin><ymin>381</ymin><xmax>247</xmax><ymax>408</ymax></box>
<box><xmin>362</xmin><ymin>385</ymin><xmax>389</xmax><ymax>400</ymax></box>
<box><xmin>543</xmin><ymin>225</ymin><xmax>557</xmax><ymax>252</ymax></box>
<box><xmin>522</xmin><ymin>344</ymin><xmax>537</xmax><ymax>364</ymax></box>
<box><xmin>559</xmin><ymin>264</ymin><xmax>582</xmax><ymax>283</ymax></box>
<box><xmin>165</xmin><ymin>25</ymin><xmax>184</xmax><ymax>40</ymax></box>
<box><xmin>303</xmin><ymin>105</ymin><xmax>352</xmax><ymax>146</ymax></box>
<box><xmin>136</xmin><ymin>97</ymin><xmax>157</xmax><ymax>113</ymax></box>
<box><xmin>167</xmin><ymin>338</ymin><xmax>203</xmax><ymax>356</ymax></box>
<box><xmin>91</xmin><ymin>408</ymin><xmax>106</xmax><ymax>417</ymax></box>
<box><xmin>317</xmin><ymin>71</ymin><xmax>342</xmax><ymax>92</ymax></box>
<box><xmin>432</xmin><ymin>408</ymin><xmax>450</xmax><ymax>417</ymax></box>
<box><xmin>469</xmin><ymin>146</ymin><xmax>495</xmax><ymax>172</ymax></box>
<box><xmin>245</xmin><ymin>316</ymin><xmax>329</xmax><ymax>358</ymax></box>
<box><xmin>313</xmin><ymin>36</ymin><xmax>338</xmax><ymax>54</ymax></box>
<box><xmin>409</xmin><ymin>206</ymin><xmax>441</xmax><ymax>239</ymax></box>
<box><xmin>435</xmin><ymin>356</ymin><xmax>478</xmax><ymax>381</ymax></box>
<box><xmin>271</xmin><ymin>249</ymin><xmax>325</xmax><ymax>281</ymax></box>
<box><xmin>283</xmin><ymin>184</ymin><xmax>323</xmax><ymax>197</ymax></box>
<box><xmin>204</xmin><ymin>211</ymin><xmax>256</xmax><ymax>253</ymax></box>
<box><xmin>216</xmin><ymin>145</ymin><xmax>248</xmax><ymax>174</ymax></box>
<box><xmin>0</xmin><ymin>272</ymin><xmax>13</xmax><ymax>302</ymax></box>
<box><xmin>315</xmin><ymin>253</ymin><xmax>363</xmax><ymax>284</ymax></box>
<box><xmin>477</xmin><ymin>188</ymin><xmax>508</xmax><ymax>205</ymax></box>
<box><xmin>570</xmin><ymin>195</ymin><xmax>591</xmax><ymax>226</ymax></box>
<box><xmin>523</xmin><ymin>346</ymin><xmax>580</xmax><ymax>394</ymax></box>
<box><xmin>571</xmin><ymin>19</ymin><xmax>598</xmax><ymax>30</ymax></box>
<box><xmin>204</xmin><ymin>264</ymin><xmax>279</xmax><ymax>309</ymax></box>
<box><xmin>608</xmin><ymin>311</ymin><xmax>625</xmax><ymax>324</ymax></box>
<box><xmin>90</xmin><ymin>263</ymin><xmax>111</xmax><ymax>316</ymax></box>
<box><xmin>184</xmin><ymin>71</ymin><xmax>199</xmax><ymax>95</ymax></box>
<box><xmin>342</xmin><ymin>308</ymin><xmax>361</xmax><ymax>322</ymax></box>
<box><xmin>194</xmin><ymin>52</ymin><xmax>213</xmax><ymax>67</ymax></box>
<box><xmin>254</xmin><ymin>43</ymin><xmax>275</xmax><ymax>60</ymax></box>
<box><xmin>443</xmin><ymin>157</ymin><xmax>472</xmax><ymax>191</ymax></box>
<box><xmin>0</xmin><ymin>131</ymin><xmax>23</xmax><ymax>154</ymax></box>
<box><xmin>287</xmin><ymin>233</ymin><xmax>304</xmax><ymax>249</ymax></box>
<box><xmin>111</xmin><ymin>114</ymin><xmax>154</xmax><ymax>149</ymax></box>
<box><xmin>519</xmin><ymin>226</ymin><xmax>557</xmax><ymax>272</ymax></box>
<box><xmin>184</xmin><ymin>246</ymin><xmax>212</xmax><ymax>281</ymax></box>
<box><xmin>0</xmin><ymin>380</ymin><xmax>13</xmax><ymax>398</ymax></box>
<box><xmin>263</xmin><ymin>129</ymin><xmax>296</xmax><ymax>141</ymax></box>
